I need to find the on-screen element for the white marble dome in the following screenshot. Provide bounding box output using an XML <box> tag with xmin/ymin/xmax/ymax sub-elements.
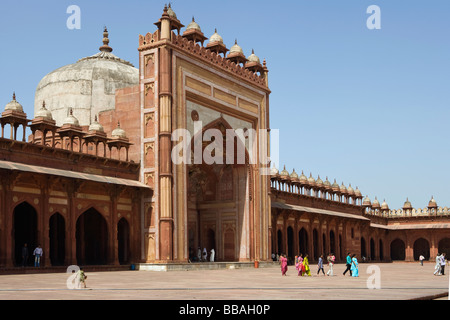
<box><xmin>34</xmin><ymin>28</ymin><xmax>139</xmax><ymax>127</ymax></box>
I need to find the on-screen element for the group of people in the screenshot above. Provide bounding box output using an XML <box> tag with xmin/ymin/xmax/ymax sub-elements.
<box><xmin>342</xmin><ymin>253</ymin><xmax>359</xmax><ymax>277</ymax></box>
<box><xmin>189</xmin><ymin>247</ymin><xmax>215</xmax><ymax>262</ymax></box>
<box><xmin>279</xmin><ymin>252</ymin><xmax>359</xmax><ymax>277</ymax></box>
<box><xmin>21</xmin><ymin>243</ymin><xmax>43</xmax><ymax>267</ymax></box>
<box><xmin>433</xmin><ymin>252</ymin><xmax>447</xmax><ymax>276</ymax></box>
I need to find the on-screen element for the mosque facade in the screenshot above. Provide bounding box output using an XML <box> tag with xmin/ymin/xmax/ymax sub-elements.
<box><xmin>0</xmin><ymin>5</ymin><xmax>449</xmax><ymax>268</ymax></box>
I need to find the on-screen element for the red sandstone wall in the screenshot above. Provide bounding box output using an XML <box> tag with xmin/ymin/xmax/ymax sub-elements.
<box><xmin>99</xmin><ymin>85</ymin><xmax>141</xmax><ymax>163</ymax></box>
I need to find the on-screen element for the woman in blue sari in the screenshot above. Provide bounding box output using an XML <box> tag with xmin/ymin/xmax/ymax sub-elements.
<box><xmin>350</xmin><ymin>254</ymin><xmax>359</xmax><ymax>277</ymax></box>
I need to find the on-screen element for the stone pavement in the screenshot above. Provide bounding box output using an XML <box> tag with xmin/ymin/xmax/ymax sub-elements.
<box><xmin>0</xmin><ymin>262</ymin><xmax>447</xmax><ymax>300</ymax></box>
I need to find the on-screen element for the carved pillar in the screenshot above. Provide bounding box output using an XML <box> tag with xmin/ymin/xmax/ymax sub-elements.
<box><xmin>67</xmin><ymin>181</ymin><xmax>78</xmax><ymax>266</ymax></box>
<box><xmin>158</xmin><ymin>42</ymin><xmax>174</xmax><ymax>261</ymax></box>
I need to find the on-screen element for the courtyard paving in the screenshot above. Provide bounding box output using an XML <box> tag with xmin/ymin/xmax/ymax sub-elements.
<box><xmin>0</xmin><ymin>262</ymin><xmax>447</xmax><ymax>301</ymax></box>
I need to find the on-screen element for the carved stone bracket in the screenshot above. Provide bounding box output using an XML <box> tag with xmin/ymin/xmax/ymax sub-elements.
<box><xmin>145</xmin><ymin>53</ymin><xmax>155</xmax><ymax>66</ymax></box>
<box><xmin>145</xmin><ymin>112</ymin><xmax>155</xmax><ymax>125</ymax></box>
<box><xmin>145</xmin><ymin>83</ymin><xmax>155</xmax><ymax>96</ymax></box>
<box><xmin>145</xmin><ymin>142</ymin><xmax>155</xmax><ymax>155</ymax></box>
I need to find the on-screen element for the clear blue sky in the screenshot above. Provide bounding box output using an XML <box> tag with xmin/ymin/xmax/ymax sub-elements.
<box><xmin>0</xmin><ymin>0</ymin><xmax>449</xmax><ymax>209</ymax></box>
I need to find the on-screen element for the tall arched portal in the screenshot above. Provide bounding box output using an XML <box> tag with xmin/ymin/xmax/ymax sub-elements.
<box><xmin>13</xmin><ymin>202</ymin><xmax>38</xmax><ymax>266</ymax></box>
<box><xmin>49</xmin><ymin>213</ymin><xmax>66</xmax><ymax>266</ymax></box>
<box><xmin>186</xmin><ymin>117</ymin><xmax>252</xmax><ymax>262</ymax></box>
<box><xmin>76</xmin><ymin>208</ymin><xmax>108</xmax><ymax>265</ymax></box>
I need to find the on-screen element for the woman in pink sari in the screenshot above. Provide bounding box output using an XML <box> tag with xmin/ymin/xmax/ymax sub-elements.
<box><xmin>280</xmin><ymin>254</ymin><xmax>288</xmax><ymax>276</ymax></box>
<box><xmin>297</xmin><ymin>254</ymin><xmax>304</xmax><ymax>276</ymax></box>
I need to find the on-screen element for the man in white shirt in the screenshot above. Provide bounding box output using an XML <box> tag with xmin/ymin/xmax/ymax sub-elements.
<box><xmin>33</xmin><ymin>244</ymin><xmax>43</xmax><ymax>267</ymax></box>
<box><xmin>419</xmin><ymin>254</ymin><xmax>425</xmax><ymax>266</ymax></box>
<box><xmin>440</xmin><ymin>253</ymin><xmax>446</xmax><ymax>275</ymax></box>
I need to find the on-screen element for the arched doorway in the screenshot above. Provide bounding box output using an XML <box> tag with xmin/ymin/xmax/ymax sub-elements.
<box><xmin>277</xmin><ymin>230</ymin><xmax>283</xmax><ymax>255</ymax></box>
<box><xmin>298</xmin><ymin>228</ymin><xmax>308</xmax><ymax>256</ymax></box>
<box><xmin>223</xmin><ymin>228</ymin><xmax>235</xmax><ymax>261</ymax></box>
<box><xmin>13</xmin><ymin>202</ymin><xmax>38</xmax><ymax>267</ymax></box>
<box><xmin>390</xmin><ymin>238</ymin><xmax>406</xmax><ymax>260</ymax></box>
<box><xmin>313</xmin><ymin>229</ymin><xmax>319</xmax><ymax>260</ymax></box>
<box><xmin>206</xmin><ymin>228</ymin><xmax>216</xmax><ymax>256</ymax></box>
<box><xmin>118</xmin><ymin>218</ymin><xmax>130</xmax><ymax>265</ymax></box>
<box><xmin>370</xmin><ymin>238</ymin><xmax>376</xmax><ymax>261</ymax></box>
<box><xmin>329</xmin><ymin>230</ymin><xmax>336</xmax><ymax>255</ymax></box>
<box><xmin>379</xmin><ymin>239</ymin><xmax>384</xmax><ymax>261</ymax></box>
<box><xmin>287</xmin><ymin>226</ymin><xmax>294</xmax><ymax>259</ymax></box>
<box><xmin>438</xmin><ymin>238</ymin><xmax>450</xmax><ymax>256</ymax></box>
<box><xmin>76</xmin><ymin>208</ymin><xmax>108</xmax><ymax>265</ymax></box>
<box><xmin>413</xmin><ymin>238</ymin><xmax>430</xmax><ymax>261</ymax></box>
<box><xmin>49</xmin><ymin>213</ymin><xmax>65</xmax><ymax>266</ymax></box>
<box><xmin>361</xmin><ymin>237</ymin><xmax>367</xmax><ymax>259</ymax></box>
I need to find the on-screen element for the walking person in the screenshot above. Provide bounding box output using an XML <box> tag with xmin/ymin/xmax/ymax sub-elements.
<box><xmin>21</xmin><ymin>243</ymin><xmax>29</xmax><ymax>267</ymax></box>
<box><xmin>434</xmin><ymin>253</ymin><xmax>442</xmax><ymax>276</ymax></box>
<box><xmin>33</xmin><ymin>244</ymin><xmax>43</xmax><ymax>267</ymax></box>
<box><xmin>297</xmin><ymin>254</ymin><xmax>304</xmax><ymax>276</ymax></box>
<box><xmin>302</xmin><ymin>254</ymin><xmax>311</xmax><ymax>276</ymax></box>
<box><xmin>419</xmin><ymin>254</ymin><xmax>425</xmax><ymax>266</ymax></box>
<box><xmin>280</xmin><ymin>254</ymin><xmax>288</xmax><ymax>276</ymax></box>
<box><xmin>440</xmin><ymin>253</ymin><xmax>446</xmax><ymax>275</ymax></box>
<box><xmin>327</xmin><ymin>253</ymin><xmax>335</xmax><ymax>276</ymax></box>
<box><xmin>343</xmin><ymin>252</ymin><xmax>352</xmax><ymax>276</ymax></box>
<box><xmin>202</xmin><ymin>248</ymin><xmax>208</xmax><ymax>262</ymax></box>
<box><xmin>350</xmin><ymin>254</ymin><xmax>359</xmax><ymax>277</ymax></box>
<box><xmin>210</xmin><ymin>248</ymin><xmax>215</xmax><ymax>262</ymax></box>
<box><xmin>317</xmin><ymin>255</ymin><xmax>325</xmax><ymax>276</ymax></box>
<box><xmin>197</xmin><ymin>247</ymin><xmax>202</xmax><ymax>262</ymax></box>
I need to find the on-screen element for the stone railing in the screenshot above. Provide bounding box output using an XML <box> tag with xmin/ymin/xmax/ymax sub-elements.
<box><xmin>270</xmin><ymin>173</ymin><xmax>363</xmax><ymax>206</ymax></box>
<box><xmin>364</xmin><ymin>206</ymin><xmax>450</xmax><ymax>218</ymax></box>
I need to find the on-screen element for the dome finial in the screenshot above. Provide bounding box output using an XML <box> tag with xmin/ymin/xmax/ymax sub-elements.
<box><xmin>12</xmin><ymin>92</ymin><xmax>16</xmax><ymax>101</ymax></box>
<box><xmin>99</xmin><ymin>26</ymin><xmax>113</xmax><ymax>53</ymax></box>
